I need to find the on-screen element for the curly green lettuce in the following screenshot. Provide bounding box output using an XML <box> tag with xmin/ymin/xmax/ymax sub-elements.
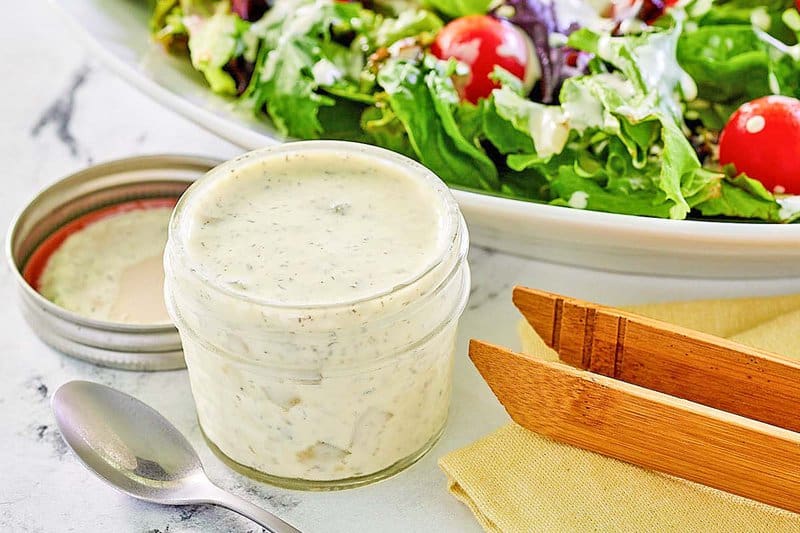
<box><xmin>150</xmin><ymin>0</ymin><xmax>796</xmax><ymax>222</ymax></box>
<box><xmin>482</xmin><ymin>24</ymin><xmax>783</xmax><ymax>221</ymax></box>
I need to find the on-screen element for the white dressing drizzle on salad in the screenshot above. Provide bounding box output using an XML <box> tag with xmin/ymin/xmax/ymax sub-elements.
<box><xmin>751</xmin><ymin>8</ymin><xmax>771</xmax><ymax>32</ymax></box>
<box><xmin>152</xmin><ymin>0</ymin><xmax>800</xmax><ymax>223</ymax></box>
<box><xmin>312</xmin><ymin>59</ymin><xmax>343</xmax><ymax>86</ymax></box>
<box><xmin>494</xmin><ymin>87</ymin><xmax>570</xmax><ymax>156</ymax></box>
<box><xmin>562</xmin><ymin>73</ymin><xmax>633</xmax><ymax>131</ymax></box>
<box><xmin>550</xmin><ymin>0</ymin><xmax>615</xmax><ymax>33</ymax></box>
<box><xmin>266</xmin><ymin>0</ymin><xmax>326</xmax><ymax>43</ymax></box>
<box><xmin>779</xmin><ymin>196</ymin><xmax>800</xmax><ymax>221</ymax></box>
<box><xmin>568</xmin><ymin>191</ymin><xmax>589</xmax><ymax>209</ymax></box>
<box><xmin>448</xmin><ymin>39</ymin><xmax>481</xmax><ymax>64</ymax></box>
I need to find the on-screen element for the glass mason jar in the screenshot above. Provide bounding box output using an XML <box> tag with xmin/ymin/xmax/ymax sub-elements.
<box><xmin>164</xmin><ymin>141</ymin><xmax>470</xmax><ymax>490</ymax></box>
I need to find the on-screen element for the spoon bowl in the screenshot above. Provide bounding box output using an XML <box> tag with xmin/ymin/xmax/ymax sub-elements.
<box><xmin>52</xmin><ymin>380</ymin><xmax>300</xmax><ymax>532</ymax></box>
<box><xmin>52</xmin><ymin>380</ymin><xmax>206</xmax><ymax>503</ymax></box>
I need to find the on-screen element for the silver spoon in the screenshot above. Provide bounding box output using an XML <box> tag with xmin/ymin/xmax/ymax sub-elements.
<box><xmin>52</xmin><ymin>380</ymin><xmax>301</xmax><ymax>533</ymax></box>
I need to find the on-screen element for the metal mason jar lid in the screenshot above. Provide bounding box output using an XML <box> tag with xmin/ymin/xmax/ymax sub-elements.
<box><xmin>7</xmin><ymin>154</ymin><xmax>220</xmax><ymax>371</ymax></box>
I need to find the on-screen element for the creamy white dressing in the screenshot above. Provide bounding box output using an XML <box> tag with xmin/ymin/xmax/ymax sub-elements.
<box><xmin>568</xmin><ymin>191</ymin><xmax>589</xmax><ymax>209</ymax></box>
<box><xmin>745</xmin><ymin>115</ymin><xmax>766</xmax><ymax>134</ymax></box>
<box><xmin>250</xmin><ymin>0</ymin><xmax>336</xmax><ymax>84</ymax></box>
<box><xmin>778</xmin><ymin>196</ymin><xmax>800</xmax><ymax>221</ymax></box>
<box><xmin>525</xmin><ymin>105</ymin><xmax>571</xmax><ymax>156</ymax></box>
<box><xmin>528</xmin><ymin>0</ymin><xmax>624</xmax><ymax>37</ymax></box>
<box><xmin>595</xmin><ymin>19</ymin><xmax>697</xmax><ymax>114</ymax></box>
<box><xmin>632</xmin><ymin>30</ymin><xmax>691</xmax><ymax>112</ymax></box>
<box><xmin>39</xmin><ymin>208</ymin><xmax>172</xmax><ymax>324</ymax></box>
<box><xmin>311</xmin><ymin>59</ymin><xmax>343</xmax><ymax>86</ymax></box>
<box><xmin>449</xmin><ymin>38</ymin><xmax>482</xmax><ymax>65</ymax></box>
<box><xmin>165</xmin><ymin>144</ymin><xmax>469</xmax><ymax>484</ymax></box>
<box><xmin>751</xmin><ymin>7</ymin><xmax>771</xmax><ymax>31</ymax></box>
<box><xmin>581</xmin><ymin>0</ymin><xmax>611</xmax><ymax>10</ymax></box>
<box><xmin>688</xmin><ymin>0</ymin><xmax>712</xmax><ymax>18</ymax></box>
<box><xmin>551</xmin><ymin>0</ymin><xmax>616</xmax><ymax>33</ymax></box>
<box><xmin>561</xmin><ymin>77</ymin><xmax>607</xmax><ymax>131</ymax></box>
<box><xmin>493</xmin><ymin>88</ymin><xmax>570</xmax><ymax>157</ymax></box>
<box><xmin>185</xmin><ymin>151</ymin><xmax>446</xmax><ymax>305</ymax></box>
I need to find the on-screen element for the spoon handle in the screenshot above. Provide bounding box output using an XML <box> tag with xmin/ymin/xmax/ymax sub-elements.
<box><xmin>202</xmin><ymin>483</ymin><xmax>302</xmax><ymax>533</ymax></box>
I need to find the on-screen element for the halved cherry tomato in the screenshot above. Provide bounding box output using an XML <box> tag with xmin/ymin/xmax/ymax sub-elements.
<box><xmin>431</xmin><ymin>15</ymin><xmax>536</xmax><ymax>104</ymax></box>
<box><xmin>719</xmin><ymin>95</ymin><xmax>800</xmax><ymax>195</ymax></box>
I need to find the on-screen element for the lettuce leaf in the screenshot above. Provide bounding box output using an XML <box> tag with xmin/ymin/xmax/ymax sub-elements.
<box><xmin>186</xmin><ymin>4</ymin><xmax>250</xmax><ymax>95</ymax></box>
<box><xmin>360</xmin><ymin>105</ymin><xmax>416</xmax><ymax>158</ymax></box>
<box><xmin>421</xmin><ymin>0</ymin><xmax>493</xmax><ymax>19</ymax></box>
<box><xmin>150</xmin><ymin>0</ymin><xmax>180</xmax><ymax>31</ymax></box>
<box><xmin>687</xmin><ymin>0</ymin><xmax>798</xmax><ymax>44</ymax></box>
<box><xmin>368</xmin><ymin>9</ymin><xmax>443</xmax><ymax>49</ymax></box>
<box><xmin>568</xmin><ymin>24</ymin><xmax>692</xmax><ymax>122</ymax></box>
<box><xmin>678</xmin><ymin>1</ymin><xmax>800</xmax><ymax>129</ymax></box>
<box><xmin>246</xmin><ymin>0</ymin><xmax>446</xmax><ymax>138</ymax></box>
<box><xmin>691</xmin><ymin>171</ymin><xmax>782</xmax><ymax>221</ymax></box>
<box><xmin>376</xmin><ymin>57</ymin><xmax>499</xmax><ymax>190</ymax></box>
<box><xmin>481</xmin><ymin>98</ymin><xmax>535</xmax><ymax>155</ymax></box>
<box><xmin>152</xmin><ymin>3</ymin><xmax>189</xmax><ymax>51</ymax></box>
<box><xmin>678</xmin><ymin>25</ymin><xmax>771</xmax><ymax>104</ymax></box>
<box><xmin>484</xmin><ymin>25</ymin><xmax>785</xmax><ymax>221</ymax></box>
<box><xmin>493</xmin><ymin>86</ymin><xmax>570</xmax><ymax>159</ymax></box>
<box><xmin>151</xmin><ymin>0</ymin><xmax>794</xmax><ymax>222</ymax></box>
<box><xmin>246</xmin><ymin>0</ymin><xmax>366</xmax><ymax>137</ymax></box>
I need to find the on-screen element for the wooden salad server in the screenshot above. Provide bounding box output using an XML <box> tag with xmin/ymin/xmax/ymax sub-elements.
<box><xmin>512</xmin><ymin>286</ymin><xmax>800</xmax><ymax>432</ymax></box>
<box><xmin>469</xmin><ymin>287</ymin><xmax>800</xmax><ymax>514</ymax></box>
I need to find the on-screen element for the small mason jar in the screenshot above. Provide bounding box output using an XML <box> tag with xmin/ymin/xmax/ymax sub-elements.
<box><xmin>164</xmin><ymin>141</ymin><xmax>470</xmax><ymax>489</ymax></box>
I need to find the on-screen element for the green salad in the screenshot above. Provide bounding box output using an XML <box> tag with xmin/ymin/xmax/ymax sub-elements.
<box><xmin>150</xmin><ymin>0</ymin><xmax>800</xmax><ymax>222</ymax></box>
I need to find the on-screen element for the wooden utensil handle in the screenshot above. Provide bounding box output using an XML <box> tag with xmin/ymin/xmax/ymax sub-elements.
<box><xmin>470</xmin><ymin>339</ymin><xmax>800</xmax><ymax>514</ymax></box>
<box><xmin>513</xmin><ymin>286</ymin><xmax>800</xmax><ymax>432</ymax></box>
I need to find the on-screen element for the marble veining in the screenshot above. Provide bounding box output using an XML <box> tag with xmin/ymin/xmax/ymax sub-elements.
<box><xmin>30</xmin><ymin>65</ymin><xmax>90</xmax><ymax>158</ymax></box>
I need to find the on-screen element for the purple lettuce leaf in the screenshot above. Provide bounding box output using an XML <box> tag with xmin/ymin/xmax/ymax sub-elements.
<box><xmin>491</xmin><ymin>0</ymin><xmax>588</xmax><ymax>103</ymax></box>
<box><xmin>231</xmin><ymin>0</ymin><xmax>270</xmax><ymax>22</ymax></box>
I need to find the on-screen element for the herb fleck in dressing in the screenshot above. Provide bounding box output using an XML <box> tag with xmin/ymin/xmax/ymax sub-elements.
<box><xmin>186</xmin><ymin>152</ymin><xmax>446</xmax><ymax>305</ymax></box>
<box><xmin>39</xmin><ymin>208</ymin><xmax>172</xmax><ymax>324</ymax></box>
<box><xmin>165</xmin><ymin>143</ymin><xmax>470</xmax><ymax>486</ymax></box>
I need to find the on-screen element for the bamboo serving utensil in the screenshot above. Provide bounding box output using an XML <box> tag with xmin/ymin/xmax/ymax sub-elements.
<box><xmin>512</xmin><ymin>286</ymin><xmax>800</xmax><ymax>432</ymax></box>
<box><xmin>469</xmin><ymin>287</ymin><xmax>800</xmax><ymax>514</ymax></box>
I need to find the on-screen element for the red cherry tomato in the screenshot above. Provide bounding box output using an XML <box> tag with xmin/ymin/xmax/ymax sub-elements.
<box><xmin>719</xmin><ymin>95</ymin><xmax>800</xmax><ymax>195</ymax></box>
<box><xmin>431</xmin><ymin>15</ymin><xmax>535</xmax><ymax>104</ymax></box>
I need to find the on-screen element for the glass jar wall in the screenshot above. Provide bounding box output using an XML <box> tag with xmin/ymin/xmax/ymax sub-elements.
<box><xmin>164</xmin><ymin>141</ymin><xmax>470</xmax><ymax>489</ymax></box>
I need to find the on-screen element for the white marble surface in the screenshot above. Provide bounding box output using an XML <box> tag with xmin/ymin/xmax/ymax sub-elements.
<box><xmin>2</xmin><ymin>2</ymin><xmax>800</xmax><ymax>532</ymax></box>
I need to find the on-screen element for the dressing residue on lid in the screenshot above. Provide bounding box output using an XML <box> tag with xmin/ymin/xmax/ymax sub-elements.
<box><xmin>37</xmin><ymin>203</ymin><xmax>174</xmax><ymax>324</ymax></box>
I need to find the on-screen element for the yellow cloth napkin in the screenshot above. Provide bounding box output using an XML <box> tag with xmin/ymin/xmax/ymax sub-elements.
<box><xmin>439</xmin><ymin>293</ymin><xmax>800</xmax><ymax>532</ymax></box>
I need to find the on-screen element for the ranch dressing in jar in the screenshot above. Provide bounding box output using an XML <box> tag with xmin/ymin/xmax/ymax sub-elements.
<box><xmin>164</xmin><ymin>141</ymin><xmax>470</xmax><ymax>489</ymax></box>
